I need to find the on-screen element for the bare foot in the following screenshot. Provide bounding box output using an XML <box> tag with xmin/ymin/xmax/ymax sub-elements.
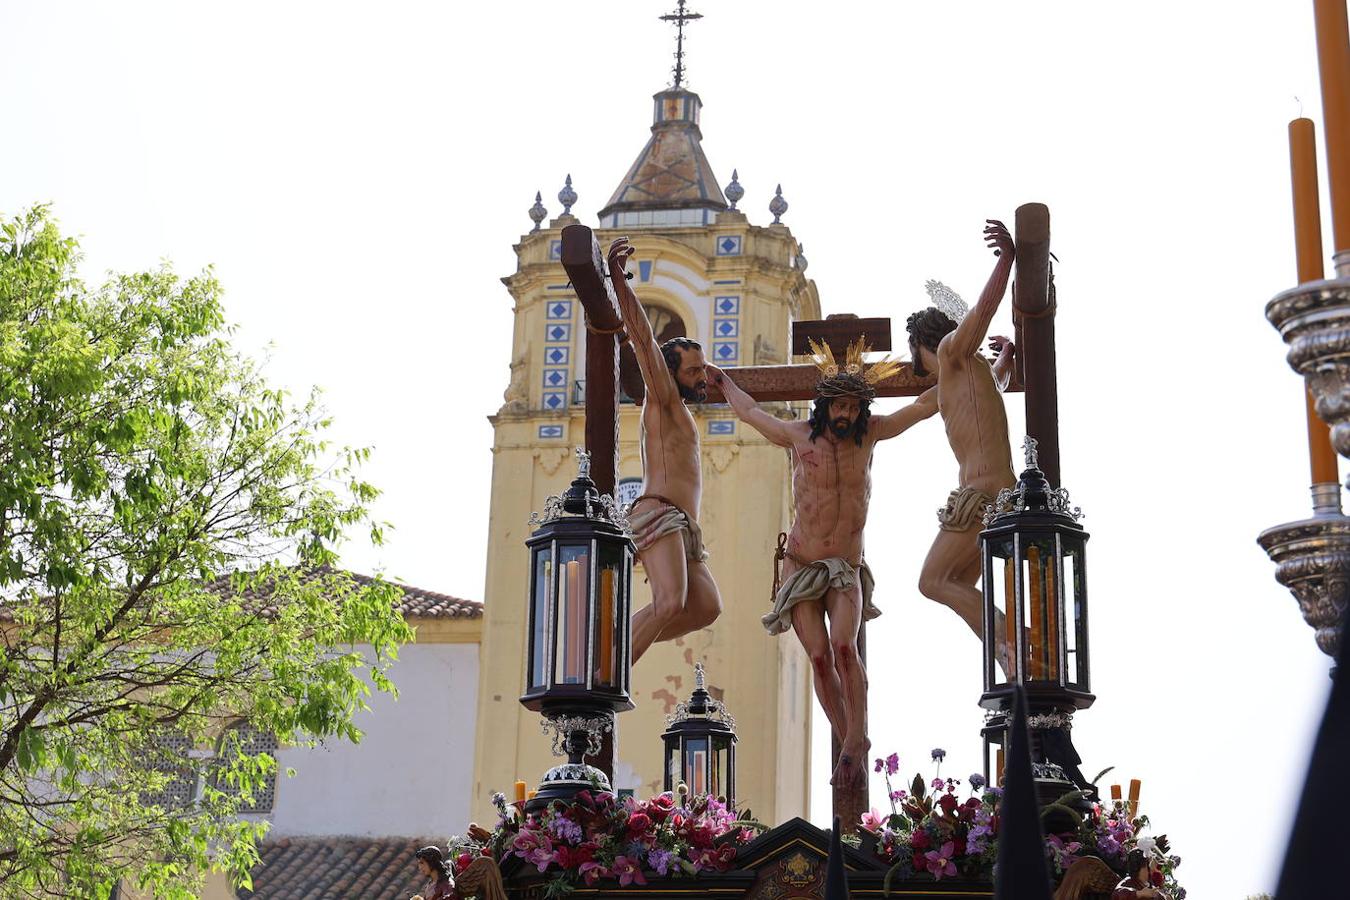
<box><xmin>830</xmin><ymin>739</ymin><xmax>871</xmax><ymax>789</ymax></box>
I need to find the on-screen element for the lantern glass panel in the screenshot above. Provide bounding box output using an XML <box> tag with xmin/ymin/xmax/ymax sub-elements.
<box><xmin>666</xmin><ymin>740</ymin><xmax>679</xmax><ymax>791</ymax></box>
<box><xmin>712</xmin><ymin>737</ymin><xmax>732</xmax><ymax>799</ymax></box>
<box><xmin>1021</xmin><ymin>537</ymin><xmax>1059</xmax><ymax>682</ymax></box>
<box><xmin>529</xmin><ymin>545</ymin><xmax>552</xmax><ymax>690</ymax></box>
<box><xmin>592</xmin><ymin>542</ymin><xmax>624</xmax><ymax>689</ymax></box>
<box><xmin>989</xmin><ymin>537</ymin><xmax>1016</xmax><ymax>684</ymax></box>
<box><xmin>684</xmin><ymin>736</ymin><xmax>709</xmax><ymax>796</ymax></box>
<box><xmin>554</xmin><ymin>543</ymin><xmax>591</xmax><ymax>686</ymax></box>
<box><xmin>1065</xmin><ymin>543</ymin><xmax>1084</xmax><ymax>688</ymax></box>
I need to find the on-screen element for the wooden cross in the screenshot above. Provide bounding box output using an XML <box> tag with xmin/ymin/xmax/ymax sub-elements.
<box><xmin>558</xmin><ymin>206</ymin><xmax>1059</xmax><ymax>831</ymax></box>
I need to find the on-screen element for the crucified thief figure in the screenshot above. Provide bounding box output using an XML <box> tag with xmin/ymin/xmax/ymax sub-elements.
<box><xmin>607</xmin><ymin>238</ymin><xmax>723</xmax><ymax>664</ymax></box>
<box><xmin>909</xmin><ymin>219</ymin><xmax>1019</xmax><ymax>666</ymax></box>
<box><xmin>709</xmin><ymin>344</ymin><xmax>938</xmax><ymax>788</ymax></box>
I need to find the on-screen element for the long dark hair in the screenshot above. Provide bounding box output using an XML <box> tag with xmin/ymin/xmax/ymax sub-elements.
<box><xmin>416</xmin><ymin>846</ymin><xmax>450</xmax><ymax>882</ymax></box>
<box><xmin>807</xmin><ymin>396</ymin><xmax>870</xmax><ymax>445</ymax></box>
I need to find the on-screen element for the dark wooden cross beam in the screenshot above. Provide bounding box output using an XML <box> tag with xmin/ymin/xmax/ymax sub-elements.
<box><xmin>1010</xmin><ymin>203</ymin><xmax>1060</xmax><ymax>487</ymax></box>
<box><xmin>559</xmin><ymin>223</ymin><xmax>623</xmax><ymax>784</ymax></box>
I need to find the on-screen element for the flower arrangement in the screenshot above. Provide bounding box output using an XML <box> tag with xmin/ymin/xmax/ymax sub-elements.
<box><xmin>859</xmin><ymin>751</ymin><xmax>1185</xmax><ymax>898</ymax></box>
<box><xmin>448</xmin><ymin>786</ymin><xmax>760</xmax><ymax>897</ymax></box>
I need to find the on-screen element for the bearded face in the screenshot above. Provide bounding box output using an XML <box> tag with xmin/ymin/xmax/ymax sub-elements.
<box><xmin>828</xmin><ymin>397</ymin><xmax>860</xmax><ymax>437</ymax></box>
<box><xmin>673</xmin><ymin>347</ymin><xmax>708</xmax><ymax>403</ymax></box>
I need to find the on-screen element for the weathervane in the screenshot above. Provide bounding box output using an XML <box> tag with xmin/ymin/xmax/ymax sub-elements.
<box><xmin>660</xmin><ymin>0</ymin><xmax>703</xmax><ymax>88</ymax></box>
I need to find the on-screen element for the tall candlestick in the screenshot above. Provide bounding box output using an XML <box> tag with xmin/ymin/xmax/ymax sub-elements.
<box><xmin>563</xmin><ymin>559</ymin><xmax>586</xmax><ymax>682</ymax></box>
<box><xmin>1110</xmin><ymin>783</ymin><xmax>1122</xmax><ymax>803</ymax></box>
<box><xmin>1290</xmin><ymin>118</ymin><xmax>1341</xmax><ymax>486</ymax></box>
<box><xmin>514</xmin><ymin>780</ymin><xmax>527</xmax><ymax>805</ymax></box>
<box><xmin>1046</xmin><ymin>558</ymin><xmax>1059</xmax><ymax>681</ymax></box>
<box><xmin>1313</xmin><ymin>0</ymin><xmax>1350</xmax><ymax>269</ymax></box>
<box><xmin>996</xmin><ymin>748</ymin><xmax>1006</xmax><ymax>786</ymax></box>
<box><xmin>1128</xmin><ymin>778</ymin><xmax>1141</xmax><ymax>818</ymax></box>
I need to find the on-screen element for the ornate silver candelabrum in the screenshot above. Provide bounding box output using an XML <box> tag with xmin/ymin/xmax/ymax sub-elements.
<box><xmin>1263</xmin><ymin>278</ymin><xmax>1350</xmax><ymax>659</ymax></box>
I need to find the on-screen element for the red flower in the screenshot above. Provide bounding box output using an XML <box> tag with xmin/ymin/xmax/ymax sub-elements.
<box><xmin>626</xmin><ymin>812</ymin><xmax>653</xmax><ymax>837</ymax></box>
<box><xmin>454</xmin><ymin>852</ymin><xmax>474</xmax><ymax>874</ymax></box>
<box><xmin>646</xmin><ymin>793</ymin><xmax>675</xmax><ymax>822</ymax></box>
<box><xmin>952</xmin><ymin>835</ymin><xmax>967</xmax><ymax>857</ymax></box>
<box><xmin>911</xmin><ymin>830</ymin><xmax>932</xmax><ymax>852</ymax></box>
<box><xmin>938</xmin><ymin>793</ymin><xmax>959</xmax><ymax>815</ymax></box>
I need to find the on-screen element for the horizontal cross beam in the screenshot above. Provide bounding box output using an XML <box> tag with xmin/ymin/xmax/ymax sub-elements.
<box><xmin>704</xmin><ymin>362</ymin><xmax>932</xmax><ymax>403</ymax></box>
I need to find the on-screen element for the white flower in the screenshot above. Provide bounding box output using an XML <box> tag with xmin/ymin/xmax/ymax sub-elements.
<box><xmin>1136</xmin><ymin>836</ymin><xmax>1157</xmax><ymax>856</ymax></box>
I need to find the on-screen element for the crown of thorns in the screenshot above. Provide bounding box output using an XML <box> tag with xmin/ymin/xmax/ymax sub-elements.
<box><xmin>807</xmin><ymin>336</ymin><xmax>902</xmax><ymax>399</ymax></box>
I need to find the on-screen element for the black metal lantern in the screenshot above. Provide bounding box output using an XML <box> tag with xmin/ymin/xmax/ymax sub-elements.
<box><xmin>661</xmin><ymin>664</ymin><xmax>737</xmax><ymax>804</ymax></box>
<box><xmin>979</xmin><ymin>437</ymin><xmax>1095</xmax><ymax>803</ymax></box>
<box><xmin>521</xmin><ymin>448</ymin><xmax>634</xmax><ymax>808</ymax></box>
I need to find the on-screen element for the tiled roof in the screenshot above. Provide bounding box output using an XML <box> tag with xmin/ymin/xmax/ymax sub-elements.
<box><xmin>203</xmin><ymin>568</ymin><xmax>483</xmax><ymax>621</ymax></box>
<box><xmin>598</xmin><ymin>87</ymin><xmax>727</xmax><ymax>219</ymax></box>
<box><xmin>237</xmin><ymin>836</ymin><xmax>440</xmax><ymax>900</ymax></box>
<box><xmin>0</xmin><ymin>568</ymin><xmax>482</xmax><ymax>624</ymax></box>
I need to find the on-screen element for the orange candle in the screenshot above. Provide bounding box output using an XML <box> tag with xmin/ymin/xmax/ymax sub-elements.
<box><xmin>564</xmin><ymin>560</ymin><xmax>585</xmax><ymax>682</ymax></box>
<box><xmin>996</xmin><ymin>749</ymin><xmax>1005</xmax><ymax>786</ymax></box>
<box><xmin>1110</xmin><ymin>783</ymin><xmax>1122</xmax><ymax>803</ymax></box>
<box><xmin>1128</xmin><ymin>779</ymin><xmax>1141</xmax><ymax>817</ymax></box>
<box><xmin>1289</xmin><ymin>118</ymin><xmax>1340</xmax><ymax>485</ymax></box>
<box><xmin>514</xmin><ymin>780</ymin><xmax>527</xmax><ymax>805</ymax></box>
<box><xmin>1313</xmin><ymin>0</ymin><xmax>1350</xmax><ymax>259</ymax></box>
<box><xmin>596</xmin><ymin>568</ymin><xmax>615</xmax><ymax>686</ymax></box>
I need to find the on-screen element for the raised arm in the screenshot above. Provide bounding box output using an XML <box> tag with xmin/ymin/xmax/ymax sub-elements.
<box><xmin>871</xmin><ymin>386</ymin><xmax>939</xmax><ymax>441</ymax></box>
<box><xmin>945</xmin><ymin>219</ymin><xmax>1015</xmax><ymax>360</ymax></box>
<box><xmin>607</xmin><ymin>238</ymin><xmax>675</xmax><ymax>405</ymax></box>
<box><xmin>706</xmin><ymin>363</ymin><xmax>798</xmax><ymax>447</ymax></box>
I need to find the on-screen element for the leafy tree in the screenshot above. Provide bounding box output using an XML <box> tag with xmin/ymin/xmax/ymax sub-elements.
<box><xmin>0</xmin><ymin>207</ymin><xmax>412</xmax><ymax>898</ymax></box>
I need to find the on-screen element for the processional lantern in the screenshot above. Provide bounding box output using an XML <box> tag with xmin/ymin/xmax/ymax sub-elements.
<box><xmin>521</xmin><ymin>448</ymin><xmax>634</xmax><ymax>808</ymax></box>
<box><xmin>661</xmin><ymin>663</ymin><xmax>737</xmax><ymax>804</ymax></box>
<box><xmin>979</xmin><ymin>436</ymin><xmax>1095</xmax><ymax>805</ymax></box>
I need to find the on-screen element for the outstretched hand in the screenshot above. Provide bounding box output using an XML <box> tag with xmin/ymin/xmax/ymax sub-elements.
<box><xmin>606</xmin><ymin>237</ymin><xmax>635</xmax><ymax>279</ymax></box>
<box><xmin>984</xmin><ymin>219</ymin><xmax>1014</xmax><ymax>259</ymax></box>
<box><xmin>988</xmin><ymin>335</ymin><xmax>1014</xmax><ymax>357</ymax></box>
<box><xmin>705</xmin><ymin>362</ymin><xmax>727</xmax><ymax>385</ymax></box>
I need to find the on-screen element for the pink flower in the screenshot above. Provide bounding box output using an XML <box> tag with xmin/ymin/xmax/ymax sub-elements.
<box><xmin>860</xmin><ymin>807</ymin><xmax>885</xmax><ymax>834</ymax></box>
<box><xmin>578</xmin><ymin>860</ymin><xmax>609</xmax><ymax>885</ymax></box>
<box><xmin>924</xmin><ymin>841</ymin><xmax>958</xmax><ymax>879</ymax></box>
<box><xmin>611</xmin><ymin>855</ymin><xmax>647</xmax><ymax>887</ymax></box>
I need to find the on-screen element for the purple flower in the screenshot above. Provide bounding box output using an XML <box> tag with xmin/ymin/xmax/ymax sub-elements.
<box><xmin>885</xmin><ymin>753</ymin><xmax>900</xmax><ymax>776</ymax></box>
<box><xmin>648</xmin><ymin>848</ymin><xmax>676</xmax><ymax>876</ymax></box>
<box><xmin>932</xmin><ymin>778</ymin><xmax>946</xmax><ymax>791</ymax></box>
<box><xmin>969</xmin><ymin>773</ymin><xmax>987</xmax><ymax>790</ymax></box>
<box><xmin>931</xmin><ymin>748</ymin><xmax>946</xmax><ymax>761</ymax></box>
<box><xmin>549</xmin><ymin>817</ymin><xmax>583</xmax><ymax>844</ymax></box>
<box><xmin>924</xmin><ymin>841</ymin><xmax>958</xmax><ymax>879</ymax></box>
<box><xmin>889</xmin><ymin>789</ymin><xmax>908</xmax><ymax>802</ymax></box>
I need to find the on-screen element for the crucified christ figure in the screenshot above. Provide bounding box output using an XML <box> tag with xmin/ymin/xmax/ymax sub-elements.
<box><xmin>907</xmin><ymin>219</ymin><xmax>1019</xmax><ymax>665</ymax></box>
<box><xmin>709</xmin><ymin>350</ymin><xmax>938</xmax><ymax>788</ymax></box>
<box><xmin>607</xmin><ymin>238</ymin><xmax>723</xmax><ymax>664</ymax></box>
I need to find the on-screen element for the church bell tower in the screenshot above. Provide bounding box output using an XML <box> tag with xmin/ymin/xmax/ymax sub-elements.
<box><xmin>472</xmin><ymin>6</ymin><xmax>821</xmax><ymax>824</ymax></box>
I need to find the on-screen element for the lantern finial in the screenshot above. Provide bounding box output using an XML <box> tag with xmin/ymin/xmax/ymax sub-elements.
<box><xmin>575</xmin><ymin>447</ymin><xmax>592</xmax><ymax>480</ymax></box>
<box><xmin>694</xmin><ymin>661</ymin><xmax>706</xmax><ymax>691</ymax></box>
<box><xmin>1022</xmin><ymin>435</ymin><xmax>1040</xmax><ymax>471</ymax></box>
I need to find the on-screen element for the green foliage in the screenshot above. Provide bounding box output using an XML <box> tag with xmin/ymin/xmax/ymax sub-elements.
<box><xmin>0</xmin><ymin>207</ymin><xmax>412</xmax><ymax>897</ymax></box>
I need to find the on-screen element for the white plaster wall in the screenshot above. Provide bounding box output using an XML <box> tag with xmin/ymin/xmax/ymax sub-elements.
<box><xmin>266</xmin><ymin>642</ymin><xmax>479</xmax><ymax>838</ymax></box>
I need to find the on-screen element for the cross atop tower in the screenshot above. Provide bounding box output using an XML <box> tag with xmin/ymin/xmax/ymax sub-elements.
<box><xmin>659</xmin><ymin>0</ymin><xmax>703</xmax><ymax>88</ymax></box>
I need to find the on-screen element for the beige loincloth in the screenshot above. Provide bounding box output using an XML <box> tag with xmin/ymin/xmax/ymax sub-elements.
<box><xmin>762</xmin><ymin>558</ymin><xmax>879</xmax><ymax>636</ymax></box>
<box><xmin>937</xmin><ymin>486</ymin><xmax>995</xmax><ymax>532</ymax></box>
<box><xmin>627</xmin><ymin>497</ymin><xmax>709</xmax><ymax>562</ymax></box>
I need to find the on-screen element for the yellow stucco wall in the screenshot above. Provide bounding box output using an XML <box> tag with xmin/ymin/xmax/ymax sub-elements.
<box><xmin>471</xmin><ymin>212</ymin><xmax>822</xmax><ymax>828</ymax></box>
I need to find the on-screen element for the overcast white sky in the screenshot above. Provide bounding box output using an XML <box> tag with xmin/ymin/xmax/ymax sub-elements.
<box><xmin>1</xmin><ymin>1</ymin><xmax>1342</xmax><ymax>896</ymax></box>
